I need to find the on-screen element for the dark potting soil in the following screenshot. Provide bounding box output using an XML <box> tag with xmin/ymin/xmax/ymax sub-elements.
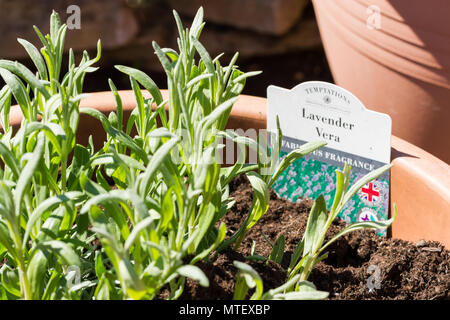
<box><xmin>180</xmin><ymin>175</ymin><xmax>450</xmax><ymax>300</ymax></box>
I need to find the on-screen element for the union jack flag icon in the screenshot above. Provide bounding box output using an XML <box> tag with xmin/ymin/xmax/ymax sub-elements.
<box><xmin>359</xmin><ymin>181</ymin><xmax>382</xmax><ymax>206</ymax></box>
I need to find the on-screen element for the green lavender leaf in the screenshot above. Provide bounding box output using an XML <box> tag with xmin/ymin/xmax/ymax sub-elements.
<box><xmin>23</xmin><ymin>191</ymin><xmax>84</xmax><ymax>247</ymax></box>
<box><xmin>0</xmin><ymin>60</ymin><xmax>50</xmax><ymax>99</ymax></box>
<box><xmin>33</xmin><ymin>240</ymin><xmax>80</xmax><ymax>266</ymax></box>
<box><xmin>269</xmin><ymin>141</ymin><xmax>327</xmax><ymax>187</ymax></box>
<box><xmin>233</xmin><ymin>261</ymin><xmax>263</xmax><ymax>300</ymax></box>
<box><xmin>0</xmin><ymin>141</ymin><xmax>20</xmax><ymax>178</ymax></box>
<box><xmin>124</xmin><ymin>213</ymin><xmax>161</xmax><ymax>252</ymax></box>
<box><xmin>303</xmin><ymin>195</ymin><xmax>327</xmax><ymax>256</ymax></box>
<box><xmin>246</xmin><ymin>171</ymin><xmax>269</xmax><ymax>229</ymax></box>
<box><xmin>320</xmin><ymin>205</ymin><xmax>397</xmax><ymax>254</ymax></box>
<box><xmin>17</xmin><ymin>39</ymin><xmax>48</xmax><ymax>80</ymax></box>
<box><xmin>0</xmin><ymin>68</ymin><xmax>31</xmax><ymax>120</ymax></box>
<box><xmin>152</xmin><ymin>41</ymin><xmax>174</xmax><ymax>75</ymax></box>
<box><xmin>27</xmin><ymin>250</ymin><xmax>48</xmax><ymax>299</ymax></box>
<box><xmin>138</xmin><ymin>136</ymin><xmax>179</xmax><ymax>197</ymax></box>
<box><xmin>0</xmin><ymin>265</ymin><xmax>21</xmax><ymax>297</ymax></box>
<box><xmin>177</xmin><ymin>265</ymin><xmax>209</xmax><ymax>287</ymax></box>
<box><xmin>115</xmin><ymin>65</ymin><xmax>163</xmax><ymax>105</ymax></box>
<box><xmin>14</xmin><ymin>132</ymin><xmax>44</xmax><ymax>217</ymax></box>
<box><xmin>269</xmin><ymin>235</ymin><xmax>285</xmax><ymax>264</ymax></box>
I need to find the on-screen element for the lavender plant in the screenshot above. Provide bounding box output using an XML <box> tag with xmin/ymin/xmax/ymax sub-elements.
<box><xmin>0</xmin><ymin>11</ymin><xmax>100</xmax><ymax>299</ymax></box>
<box><xmin>82</xmin><ymin>7</ymin><xmax>324</xmax><ymax>299</ymax></box>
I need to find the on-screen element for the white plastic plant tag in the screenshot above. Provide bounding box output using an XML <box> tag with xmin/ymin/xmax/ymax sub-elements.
<box><xmin>267</xmin><ymin>81</ymin><xmax>392</xmax><ymax>235</ymax></box>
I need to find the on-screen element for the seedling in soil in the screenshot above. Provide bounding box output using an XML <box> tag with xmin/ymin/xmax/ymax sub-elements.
<box><xmin>243</xmin><ymin>164</ymin><xmax>396</xmax><ymax>292</ymax></box>
<box><xmin>288</xmin><ymin>163</ymin><xmax>396</xmax><ymax>283</ymax></box>
<box><xmin>233</xmin><ymin>261</ymin><xmax>328</xmax><ymax>300</ymax></box>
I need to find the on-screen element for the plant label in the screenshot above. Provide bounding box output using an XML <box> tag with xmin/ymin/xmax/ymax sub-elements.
<box><xmin>267</xmin><ymin>81</ymin><xmax>392</xmax><ymax>235</ymax></box>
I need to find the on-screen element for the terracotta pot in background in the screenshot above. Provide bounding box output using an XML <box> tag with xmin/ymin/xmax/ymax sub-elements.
<box><xmin>7</xmin><ymin>90</ymin><xmax>450</xmax><ymax>247</ymax></box>
<box><xmin>311</xmin><ymin>0</ymin><xmax>450</xmax><ymax>164</ymax></box>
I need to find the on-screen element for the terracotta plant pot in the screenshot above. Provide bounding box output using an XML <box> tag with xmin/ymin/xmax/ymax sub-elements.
<box><xmin>311</xmin><ymin>0</ymin><xmax>450</xmax><ymax>164</ymax></box>
<box><xmin>8</xmin><ymin>90</ymin><xmax>450</xmax><ymax>248</ymax></box>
